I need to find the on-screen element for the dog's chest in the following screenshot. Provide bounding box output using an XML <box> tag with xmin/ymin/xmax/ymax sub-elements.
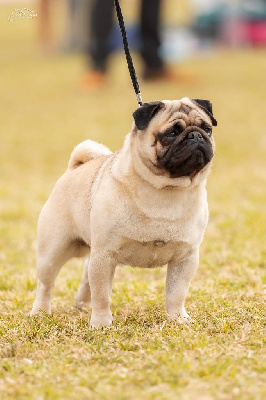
<box><xmin>90</xmin><ymin>172</ymin><xmax>209</xmax><ymax>265</ymax></box>
<box><xmin>113</xmin><ymin>199</ymin><xmax>208</xmax><ymax>248</ymax></box>
<box><xmin>117</xmin><ymin>179</ymin><xmax>208</xmax><ymax>245</ymax></box>
<box><xmin>117</xmin><ymin>239</ymin><xmax>177</xmax><ymax>268</ymax></box>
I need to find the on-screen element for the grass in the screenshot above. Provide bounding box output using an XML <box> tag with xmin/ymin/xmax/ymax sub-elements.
<box><xmin>0</xmin><ymin>2</ymin><xmax>265</xmax><ymax>399</ymax></box>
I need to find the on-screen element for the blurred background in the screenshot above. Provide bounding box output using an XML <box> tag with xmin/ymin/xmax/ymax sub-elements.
<box><xmin>0</xmin><ymin>0</ymin><xmax>265</xmax><ymax>305</ymax></box>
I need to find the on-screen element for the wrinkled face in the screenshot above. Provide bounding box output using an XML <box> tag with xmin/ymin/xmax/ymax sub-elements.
<box><xmin>132</xmin><ymin>98</ymin><xmax>217</xmax><ymax>179</ymax></box>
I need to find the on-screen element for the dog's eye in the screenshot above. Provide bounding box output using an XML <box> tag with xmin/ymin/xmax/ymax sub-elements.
<box><xmin>160</xmin><ymin>132</ymin><xmax>177</xmax><ymax>145</ymax></box>
<box><xmin>203</xmin><ymin>124</ymin><xmax>212</xmax><ymax>137</ymax></box>
<box><xmin>158</xmin><ymin>124</ymin><xmax>183</xmax><ymax>145</ymax></box>
<box><xmin>201</xmin><ymin>120</ymin><xmax>212</xmax><ymax>137</ymax></box>
<box><xmin>165</xmin><ymin>132</ymin><xmax>177</xmax><ymax>140</ymax></box>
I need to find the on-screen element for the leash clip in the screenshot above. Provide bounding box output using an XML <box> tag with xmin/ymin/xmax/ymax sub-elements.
<box><xmin>137</xmin><ymin>92</ymin><xmax>143</xmax><ymax>107</ymax></box>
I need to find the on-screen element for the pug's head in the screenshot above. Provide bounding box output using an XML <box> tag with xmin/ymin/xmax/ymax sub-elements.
<box><xmin>132</xmin><ymin>97</ymin><xmax>217</xmax><ymax>187</ymax></box>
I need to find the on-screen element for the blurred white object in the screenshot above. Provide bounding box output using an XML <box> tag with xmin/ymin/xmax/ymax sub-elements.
<box><xmin>189</xmin><ymin>0</ymin><xmax>231</xmax><ymax>14</ymax></box>
<box><xmin>161</xmin><ymin>27</ymin><xmax>201</xmax><ymax>62</ymax></box>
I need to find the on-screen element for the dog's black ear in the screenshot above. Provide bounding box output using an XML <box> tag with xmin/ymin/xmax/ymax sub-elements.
<box><xmin>192</xmin><ymin>99</ymin><xmax>217</xmax><ymax>126</ymax></box>
<box><xmin>133</xmin><ymin>101</ymin><xmax>165</xmax><ymax>130</ymax></box>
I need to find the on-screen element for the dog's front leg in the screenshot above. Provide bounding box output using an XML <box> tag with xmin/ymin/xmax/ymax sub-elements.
<box><xmin>88</xmin><ymin>251</ymin><xmax>116</xmax><ymax>328</ymax></box>
<box><xmin>166</xmin><ymin>247</ymin><xmax>199</xmax><ymax>321</ymax></box>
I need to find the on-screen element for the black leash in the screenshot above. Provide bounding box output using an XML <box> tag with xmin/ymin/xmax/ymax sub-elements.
<box><xmin>114</xmin><ymin>0</ymin><xmax>143</xmax><ymax>107</ymax></box>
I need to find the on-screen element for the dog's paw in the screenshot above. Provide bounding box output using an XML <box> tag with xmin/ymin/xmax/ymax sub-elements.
<box><xmin>167</xmin><ymin>307</ymin><xmax>193</xmax><ymax>324</ymax></box>
<box><xmin>90</xmin><ymin>313</ymin><xmax>113</xmax><ymax>329</ymax></box>
<box><xmin>179</xmin><ymin>314</ymin><xmax>193</xmax><ymax>324</ymax></box>
<box><xmin>167</xmin><ymin>314</ymin><xmax>193</xmax><ymax>325</ymax></box>
<box><xmin>75</xmin><ymin>287</ymin><xmax>91</xmax><ymax>310</ymax></box>
<box><xmin>30</xmin><ymin>302</ymin><xmax>51</xmax><ymax>316</ymax></box>
<box><xmin>75</xmin><ymin>300</ymin><xmax>91</xmax><ymax>310</ymax></box>
<box><xmin>180</xmin><ymin>308</ymin><xmax>192</xmax><ymax>321</ymax></box>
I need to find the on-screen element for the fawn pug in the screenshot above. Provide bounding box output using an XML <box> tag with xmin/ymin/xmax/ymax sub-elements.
<box><xmin>30</xmin><ymin>97</ymin><xmax>217</xmax><ymax>327</ymax></box>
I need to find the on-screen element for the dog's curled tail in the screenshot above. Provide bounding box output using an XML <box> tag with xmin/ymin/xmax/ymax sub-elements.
<box><xmin>68</xmin><ymin>139</ymin><xmax>112</xmax><ymax>170</ymax></box>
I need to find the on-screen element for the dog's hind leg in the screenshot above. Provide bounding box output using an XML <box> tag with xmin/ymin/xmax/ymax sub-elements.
<box><xmin>30</xmin><ymin>243</ymin><xmax>74</xmax><ymax>316</ymax></box>
<box><xmin>75</xmin><ymin>256</ymin><xmax>91</xmax><ymax>309</ymax></box>
<box><xmin>30</xmin><ymin>202</ymin><xmax>77</xmax><ymax>316</ymax></box>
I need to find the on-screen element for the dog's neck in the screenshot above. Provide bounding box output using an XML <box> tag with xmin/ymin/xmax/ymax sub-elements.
<box><xmin>111</xmin><ymin>133</ymin><xmax>209</xmax><ymax>220</ymax></box>
<box><xmin>112</xmin><ymin>133</ymin><xmax>209</xmax><ymax>190</ymax></box>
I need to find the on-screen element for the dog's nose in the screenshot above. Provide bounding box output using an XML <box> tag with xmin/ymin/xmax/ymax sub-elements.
<box><xmin>187</xmin><ymin>131</ymin><xmax>203</xmax><ymax>141</ymax></box>
<box><xmin>186</xmin><ymin>131</ymin><xmax>204</xmax><ymax>150</ymax></box>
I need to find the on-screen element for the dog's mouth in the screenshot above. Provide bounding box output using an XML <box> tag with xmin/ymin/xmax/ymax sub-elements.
<box><xmin>157</xmin><ymin>126</ymin><xmax>213</xmax><ymax>178</ymax></box>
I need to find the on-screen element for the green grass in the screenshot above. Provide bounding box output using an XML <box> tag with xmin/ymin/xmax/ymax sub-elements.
<box><xmin>0</xmin><ymin>2</ymin><xmax>265</xmax><ymax>399</ymax></box>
